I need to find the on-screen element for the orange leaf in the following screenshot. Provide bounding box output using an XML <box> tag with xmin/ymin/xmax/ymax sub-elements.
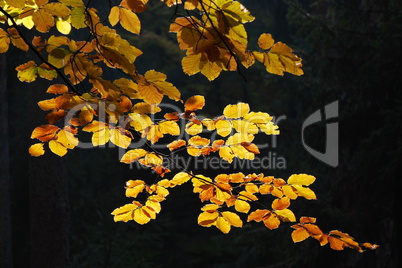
<box><xmin>31</xmin><ymin>125</ymin><xmax>59</xmax><ymax>142</ymax></box>
<box><xmin>185</xmin><ymin>95</ymin><xmax>205</xmax><ymax>112</ymax></box>
<box><xmin>46</xmin><ymin>84</ymin><xmax>69</xmax><ymax>94</ymax></box>
<box><xmin>272</xmin><ymin>197</ymin><xmax>290</xmax><ymax>210</ymax></box>
<box><xmin>291</xmin><ymin>228</ymin><xmax>310</xmax><ymax>243</ymax></box>
<box><xmin>167</xmin><ymin>140</ymin><xmax>186</xmax><ymax>151</ymax></box>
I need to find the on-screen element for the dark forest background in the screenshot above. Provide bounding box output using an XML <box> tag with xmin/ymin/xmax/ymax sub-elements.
<box><xmin>1</xmin><ymin>0</ymin><xmax>401</xmax><ymax>267</ymax></box>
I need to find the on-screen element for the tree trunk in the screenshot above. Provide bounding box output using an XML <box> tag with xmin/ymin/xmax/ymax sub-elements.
<box><xmin>0</xmin><ymin>50</ymin><xmax>13</xmax><ymax>268</ymax></box>
<box><xmin>28</xmin><ymin>79</ymin><xmax>71</xmax><ymax>268</ymax></box>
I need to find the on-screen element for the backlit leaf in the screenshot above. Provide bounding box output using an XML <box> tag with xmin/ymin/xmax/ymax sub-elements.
<box><xmin>119</xmin><ymin>7</ymin><xmax>141</xmax><ymax>34</ymax></box>
<box><xmin>223</xmin><ymin>103</ymin><xmax>250</xmax><ymax>119</ymax></box>
<box><xmin>291</xmin><ymin>227</ymin><xmax>310</xmax><ymax>243</ymax></box>
<box><xmin>184</xmin><ymin>95</ymin><xmax>205</xmax><ymax>111</ymax></box>
<box><xmin>120</xmin><ymin>149</ymin><xmax>147</xmax><ymax>163</ymax></box>
<box><xmin>29</xmin><ymin>143</ymin><xmax>45</xmax><ymax>157</ymax></box>
<box><xmin>167</xmin><ymin>140</ymin><xmax>186</xmax><ymax>151</ymax></box>
<box><xmin>49</xmin><ymin>139</ymin><xmax>68</xmax><ymax>156</ymax></box>
<box><xmin>287</xmin><ymin>174</ymin><xmax>316</xmax><ymax>186</ymax></box>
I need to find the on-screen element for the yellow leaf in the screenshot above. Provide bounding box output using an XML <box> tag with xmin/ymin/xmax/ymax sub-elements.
<box><xmin>111</xmin><ymin>203</ymin><xmax>137</xmax><ymax>222</ymax></box>
<box><xmin>182</xmin><ymin>53</ymin><xmax>203</xmax><ymax>76</ymax></box>
<box><xmin>282</xmin><ymin>185</ymin><xmax>298</xmax><ymax>199</ymax></box>
<box><xmin>57</xmin><ymin>129</ymin><xmax>78</xmax><ymax>149</ymax></box>
<box><xmin>167</xmin><ymin>140</ymin><xmax>186</xmax><ymax>151</ymax></box>
<box><xmin>29</xmin><ymin>143</ymin><xmax>45</xmax><ymax>157</ymax></box>
<box><xmin>202</xmin><ymin>119</ymin><xmax>215</xmax><ymax>131</ymax></box>
<box><xmin>221</xmin><ymin>211</ymin><xmax>243</xmax><ymax>228</ymax></box>
<box><xmin>129</xmin><ymin>113</ymin><xmax>152</xmax><ymax>131</ymax></box>
<box><xmin>243</xmin><ymin>112</ymin><xmax>272</xmax><ymax>124</ymax></box>
<box><xmin>215</xmin><ymin>216</ymin><xmax>231</xmax><ymax>234</ymax></box>
<box><xmin>292</xmin><ymin>185</ymin><xmax>317</xmax><ymax>200</ymax></box>
<box><xmin>108</xmin><ymin>6</ymin><xmax>119</xmax><ymax>26</ymax></box>
<box><xmin>232</xmin><ymin>120</ymin><xmax>258</xmax><ymax>134</ymax></box>
<box><xmin>132</xmin><ymin>102</ymin><xmax>161</xmax><ymax>114</ymax></box>
<box><xmin>56</xmin><ymin>17</ymin><xmax>71</xmax><ymax>35</ymax></box>
<box><xmin>198</xmin><ymin>211</ymin><xmax>219</xmax><ymax>226</ymax></box>
<box><xmin>287</xmin><ymin>174</ymin><xmax>316</xmax><ymax>186</ymax></box>
<box><xmin>223</xmin><ymin>102</ymin><xmax>250</xmax><ymax>118</ymax></box>
<box><xmin>216</xmin><ymin>120</ymin><xmax>232</xmax><ymax>137</ymax></box>
<box><xmin>119</xmin><ymin>7</ymin><xmax>141</xmax><ymax>34</ymax></box>
<box><xmin>49</xmin><ymin>139</ymin><xmax>68</xmax><ymax>156</ymax></box>
<box><xmin>37</xmin><ymin>99</ymin><xmax>56</xmax><ymax>111</ymax></box>
<box><xmin>201</xmin><ymin>203</ymin><xmax>220</xmax><ymax>212</ymax></box>
<box><xmin>171</xmin><ymin>172</ymin><xmax>191</xmax><ymax>185</ymax></box>
<box><xmin>145</xmin><ymin>70</ymin><xmax>181</xmax><ymax>102</ymax></box>
<box><xmin>145</xmin><ymin>125</ymin><xmax>163</xmax><ymax>144</ymax></box>
<box><xmin>16</xmin><ymin>61</ymin><xmax>38</xmax><ymax>82</ymax></box>
<box><xmin>120</xmin><ymin>149</ymin><xmax>147</xmax><ymax>163</ymax></box>
<box><xmin>125</xmin><ymin>180</ymin><xmax>146</xmax><ymax>198</ymax></box>
<box><xmin>291</xmin><ymin>227</ymin><xmax>310</xmax><ymax>243</ymax></box>
<box><xmin>219</xmin><ymin>146</ymin><xmax>235</xmax><ymax>163</ymax></box>
<box><xmin>143</xmin><ymin>153</ymin><xmax>163</xmax><ymax>166</ymax></box>
<box><xmin>185</xmin><ymin>122</ymin><xmax>203</xmax><ymax>135</ymax></box>
<box><xmin>137</xmin><ymin>82</ymin><xmax>163</xmax><ymax>105</ymax></box>
<box><xmin>234</xmin><ymin>199</ymin><xmax>250</xmax><ymax>213</ymax></box>
<box><xmin>158</xmin><ymin>121</ymin><xmax>180</xmax><ymax>135</ymax></box>
<box><xmin>92</xmin><ymin>128</ymin><xmax>110</xmax><ymax>146</ymax></box>
<box><xmin>109</xmin><ymin>128</ymin><xmax>132</xmax><ymax>149</ymax></box>
<box><xmin>188</xmin><ymin>135</ymin><xmax>210</xmax><ymax>146</ymax></box>
<box><xmin>187</xmin><ymin>146</ymin><xmax>202</xmax><ymax>157</ymax></box>
<box><xmin>275</xmin><ymin>208</ymin><xmax>296</xmax><ymax>222</ymax></box>
<box><xmin>258</xmin><ymin>122</ymin><xmax>280</xmax><ymax>135</ymax></box>
<box><xmin>133</xmin><ymin>207</ymin><xmax>152</xmax><ymax>224</ymax></box>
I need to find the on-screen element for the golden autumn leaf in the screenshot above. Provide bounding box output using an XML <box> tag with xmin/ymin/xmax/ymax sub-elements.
<box><xmin>215</xmin><ymin>119</ymin><xmax>232</xmax><ymax>137</ymax></box>
<box><xmin>31</xmin><ymin>125</ymin><xmax>59</xmax><ymax>142</ymax></box>
<box><xmin>223</xmin><ymin>103</ymin><xmax>250</xmax><ymax>119</ymax></box>
<box><xmin>158</xmin><ymin>120</ymin><xmax>180</xmax><ymax>135</ymax></box>
<box><xmin>46</xmin><ymin>84</ymin><xmax>68</xmax><ymax>94</ymax></box>
<box><xmin>125</xmin><ymin>180</ymin><xmax>146</xmax><ymax>198</ymax></box>
<box><xmin>275</xmin><ymin>208</ymin><xmax>296</xmax><ymax>222</ymax></box>
<box><xmin>185</xmin><ymin>122</ymin><xmax>203</xmax><ymax>135</ymax></box>
<box><xmin>171</xmin><ymin>172</ymin><xmax>191</xmax><ymax>186</ymax></box>
<box><xmin>258</xmin><ymin>33</ymin><xmax>275</xmax><ymax>50</ymax></box>
<box><xmin>120</xmin><ymin>149</ymin><xmax>147</xmax><ymax>163</ymax></box>
<box><xmin>287</xmin><ymin>174</ymin><xmax>316</xmax><ymax>186</ymax></box>
<box><xmin>109</xmin><ymin>128</ymin><xmax>132</xmax><ymax>148</ymax></box>
<box><xmin>119</xmin><ymin>7</ymin><xmax>141</xmax><ymax>34</ymax></box>
<box><xmin>49</xmin><ymin>139</ymin><xmax>68</xmax><ymax>156</ymax></box>
<box><xmin>184</xmin><ymin>95</ymin><xmax>205</xmax><ymax>112</ymax></box>
<box><xmin>291</xmin><ymin>227</ymin><xmax>310</xmax><ymax>243</ymax></box>
<box><xmin>29</xmin><ymin>143</ymin><xmax>45</xmax><ymax>157</ymax></box>
<box><xmin>272</xmin><ymin>197</ymin><xmax>290</xmax><ymax>210</ymax></box>
<box><xmin>167</xmin><ymin>139</ymin><xmax>186</xmax><ymax>151</ymax></box>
